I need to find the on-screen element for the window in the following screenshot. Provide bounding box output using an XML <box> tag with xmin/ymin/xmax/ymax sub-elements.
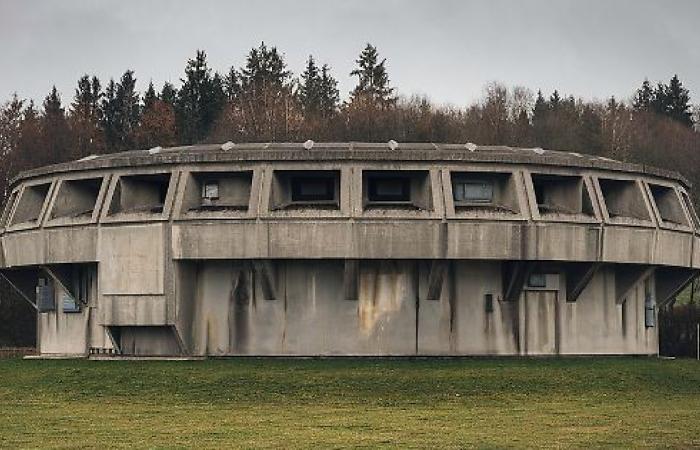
<box><xmin>183</xmin><ymin>171</ymin><xmax>252</xmax><ymax>213</ymax></box>
<box><xmin>108</xmin><ymin>173</ymin><xmax>171</xmax><ymax>215</ymax></box>
<box><xmin>644</xmin><ymin>277</ymin><xmax>655</xmax><ymax>328</ymax></box>
<box><xmin>484</xmin><ymin>293</ymin><xmax>494</xmax><ymax>313</ymax></box>
<box><xmin>531</xmin><ymin>174</ymin><xmax>594</xmax><ymax>216</ymax></box>
<box><xmin>454</xmin><ymin>180</ymin><xmax>493</xmax><ymax>204</ymax></box>
<box><xmin>50</xmin><ymin>177</ymin><xmax>103</xmax><ymax>220</ymax></box>
<box><xmin>10</xmin><ymin>183</ymin><xmax>51</xmax><ymax>225</ymax></box>
<box><xmin>528</xmin><ymin>273</ymin><xmax>547</xmax><ymax>288</ymax></box>
<box><xmin>363</xmin><ymin>170</ymin><xmax>431</xmax><ymax>210</ymax></box>
<box><xmin>680</xmin><ymin>191</ymin><xmax>700</xmax><ymax>228</ymax></box>
<box><xmin>369</xmin><ymin>177</ymin><xmax>411</xmax><ymax>202</ymax></box>
<box><xmin>450</xmin><ymin>172</ymin><xmax>518</xmax><ymax>214</ymax></box>
<box><xmin>649</xmin><ymin>184</ymin><xmax>687</xmax><ymax>225</ymax></box>
<box><xmin>202</xmin><ymin>181</ymin><xmax>220</xmax><ymax>203</ymax></box>
<box><xmin>271</xmin><ymin>170</ymin><xmax>340</xmax><ymax>210</ymax></box>
<box><xmin>599</xmin><ymin>178</ymin><xmax>650</xmax><ymax>221</ymax></box>
<box><xmin>36</xmin><ymin>278</ymin><xmax>55</xmax><ymax>313</ymax></box>
<box><xmin>291</xmin><ymin>176</ymin><xmax>336</xmax><ymax>203</ymax></box>
<box><xmin>62</xmin><ymin>290</ymin><xmax>81</xmax><ymax>313</ymax></box>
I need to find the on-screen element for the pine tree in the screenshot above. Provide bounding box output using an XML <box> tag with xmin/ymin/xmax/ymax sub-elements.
<box><xmin>665</xmin><ymin>75</ymin><xmax>693</xmax><ymax>127</ymax></box>
<box><xmin>633</xmin><ymin>79</ymin><xmax>654</xmax><ymax>110</ymax></box>
<box><xmin>319</xmin><ymin>64</ymin><xmax>339</xmax><ymax>119</ymax></box>
<box><xmin>350</xmin><ymin>43</ymin><xmax>396</xmax><ymax>107</ymax></box>
<box><xmin>41</xmin><ymin>86</ymin><xmax>72</xmax><ymax>164</ymax></box>
<box><xmin>239</xmin><ymin>42</ymin><xmax>290</xmax><ymax>92</ymax></box>
<box><xmin>549</xmin><ymin>90</ymin><xmax>561</xmax><ymax>110</ymax></box>
<box><xmin>531</xmin><ymin>90</ymin><xmax>549</xmax><ymax>146</ymax></box>
<box><xmin>115</xmin><ymin>70</ymin><xmax>141</xmax><ymax>148</ymax></box>
<box><xmin>224</xmin><ymin>68</ymin><xmax>241</xmax><ymax>101</ymax></box>
<box><xmin>235</xmin><ymin>43</ymin><xmax>298</xmax><ymax>140</ymax></box>
<box><xmin>650</xmin><ymin>82</ymin><xmax>669</xmax><ymax>116</ymax></box>
<box><xmin>160</xmin><ymin>82</ymin><xmax>177</xmax><ymax>107</ymax></box>
<box><xmin>101</xmin><ymin>79</ymin><xmax>119</xmax><ymax>151</ymax></box>
<box><xmin>0</xmin><ymin>94</ymin><xmax>25</xmax><ymax>198</ymax></box>
<box><xmin>298</xmin><ymin>55</ymin><xmax>323</xmax><ymax>117</ymax></box>
<box><xmin>70</xmin><ymin>75</ymin><xmax>104</xmax><ymax>157</ymax></box>
<box><xmin>176</xmin><ymin>50</ymin><xmax>226</xmax><ymax>144</ymax></box>
<box><xmin>143</xmin><ymin>81</ymin><xmax>158</xmax><ymax>111</ymax></box>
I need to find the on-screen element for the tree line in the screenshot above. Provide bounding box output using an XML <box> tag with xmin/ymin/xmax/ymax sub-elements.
<box><xmin>0</xmin><ymin>42</ymin><xmax>698</xmax><ymax>346</ymax></box>
<box><xmin>1</xmin><ymin>42</ymin><xmax>698</xmax><ymax>200</ymax></box>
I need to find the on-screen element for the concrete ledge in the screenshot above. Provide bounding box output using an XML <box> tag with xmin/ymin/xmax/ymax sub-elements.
<box><xmin>89</xmin><ymin>355</ymin><xmax>206</xmax><ymax>361</ymax></box>
<box><xmin>24</xmin><ymin>354</ymin><xmax>87</xmax><ymax>360</ymax></box>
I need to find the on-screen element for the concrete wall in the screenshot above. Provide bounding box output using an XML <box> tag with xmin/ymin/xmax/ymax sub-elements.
<box><xmin>0</xmin><ymin>150</ymin><xmax>693</xmax><ymax>357</ymax></box>
<box><xmin>169</xmin><ymin>260</ymin><xmax>657</xmax><ymax>356</ymax></box>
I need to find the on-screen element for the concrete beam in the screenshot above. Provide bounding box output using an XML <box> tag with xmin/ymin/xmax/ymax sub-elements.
<box><xmin>655</xmin><ymin>267</ymin><xmax>699</xmax><ymax>307</ymax></box>
<box><xmin>565</xmin><ymin>262</ymin><xmax>603</xmax><ymax>302</ymax></box>
<box><xmin>502</xmin><ymin>261</ymin><xmax>534</xmax><ymax>302</ymax></box>
<box><xmin>614</xmin><ymin>264</ymin><xmax>655</xmax><ymax>304</ymax></box>
<box><xmin>253</xmin><ymin>260</ymin><xmax>276</xmax><ymax>300</ymax></box>
<box><xmin>426</xmin><ymin>260</ymin><xmax>448</xmax><ymax>301</ymax></box>
<box><xmin>343</xmin><ymin>259</ymin><xmax>359</xmax><ymax>300</ymax></box>
<box><xmin>41</xmin><ymin>265</ymin><xmax>76</xmax><ymax>302</ymax></box>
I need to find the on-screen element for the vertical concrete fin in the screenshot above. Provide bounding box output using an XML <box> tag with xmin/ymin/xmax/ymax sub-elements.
<box><xmin>253</xmin><ymin>260</ymin><xmax>276</xmax><ymax>300</ymax></box>
<box><xmin>343</xmin><ymin>259</ymin><xmax>359</xmax><ymax>300</ymax></box>
<box><xmin>565</xmin><ymin>262</ymin><xmax>603</xmax><ymax>302</ymax></box>
<box><xmin>502</xmin><ymin>261</ymin><xmax>533</xmax><ymax>302</ymax></box>
<box><xmin>655</xmin><ymin>267</ymin><xmax>699</xmax><ymax>307</ymax></box>
<box><xmin>426</xmin><ymin>260</ymin><xmax>447</xmax><ymax>301</ymax></box>
<box><xmin>614</xmin><ymin>265</ymin><xmax>655</xmax><ymax>304</ymax></box>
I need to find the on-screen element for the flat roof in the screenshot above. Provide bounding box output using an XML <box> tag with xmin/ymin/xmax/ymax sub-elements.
<box><xmin>11</xmin><ymin>142</ymin><xmax>690</xmax><ymax>187</ymax></box>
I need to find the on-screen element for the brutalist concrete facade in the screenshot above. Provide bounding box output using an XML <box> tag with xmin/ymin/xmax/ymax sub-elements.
<box><xmin>0</xmin><ymin>142</ymin><xmax>698</xmax><ymax>357</ymax></box>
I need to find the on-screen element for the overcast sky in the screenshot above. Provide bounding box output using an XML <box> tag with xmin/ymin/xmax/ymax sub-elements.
<box><xmin>1</xmin><ymin>0</ymin><xmax>699</xmax><ymax>107</ymax></box>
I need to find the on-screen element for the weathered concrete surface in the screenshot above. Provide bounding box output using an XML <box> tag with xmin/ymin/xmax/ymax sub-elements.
<box><xmin>0</xmin><ymin>142</ymin><xmax>696</xmax><ymax>356</ymax></box>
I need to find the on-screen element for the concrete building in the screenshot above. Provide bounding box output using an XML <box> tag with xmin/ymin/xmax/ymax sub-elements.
<box><xmin>0</xmin><ymin>142</ymin><xmax>698</xmax><ymax>357</ymax></box>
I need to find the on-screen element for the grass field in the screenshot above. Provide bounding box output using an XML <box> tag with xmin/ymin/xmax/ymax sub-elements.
<box><xmin>1</xmin><ymin>358</ymin><xmax>699</xmax><ymax>448</ymax></box>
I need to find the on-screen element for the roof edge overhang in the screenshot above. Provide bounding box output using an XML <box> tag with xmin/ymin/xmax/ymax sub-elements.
<box><xmin>9</xmin><ymin>142</ymin><xmax>690</xmax><ymax>188</ymax></box>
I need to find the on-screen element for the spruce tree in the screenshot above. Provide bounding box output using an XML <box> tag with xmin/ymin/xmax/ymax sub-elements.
<box><xmin>41</xmin><ymin>86</ymin><xmax>71</xmax><ymax>164</ymax></box>
<box><xmin>633</xmin><ymin>79</ymin><xmax>653</xmax><ymax>111</ymax></box>
<box><xmin>299</xmin><ymin>55</ymin><xmax>322</xmax><ymax>117</ymax></box>
<box><xmin>70</xmin><ymin>75</ymin><xmax>104</xmax><ymax>156</ymax></box>
<box><xmin>665</xmin><ymin>75</ymin><xmax>693</xmax><ymax>127</ymax></box>
<box><xmin>531</xmin><ymin>90</ymin><xmax>549</xmax><ymax>146</ymax></box>
<box><xmin>100</xmin><ymin>79</ymin><xmax>119</xmax><ymax>151</ymax></box>
<box><xmin>160</xmin><ymin>82</ymin><xmax>177</xmax><ymax>107</ymax></box>
<box><xmin>143</xmin><ymin>81</ymin><xmax>157</xmax><ymax>111</ymax></box>
<box><xmin>319</xmin><ymin>64</ymin><xmax>339</xmax><ymax>119</ymax></box>
<box><xmin>350</xmin><ymin>43</ymin><xmax>396</xmax><ymax>107</ymax></box>
<box><xmin>176</xmin><ymin>50</ymin><xmax>226</xmax><ymax>144</ymax></box>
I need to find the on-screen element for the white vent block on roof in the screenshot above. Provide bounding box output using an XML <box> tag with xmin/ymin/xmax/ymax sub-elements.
<box><xmin>148</xmin><ymin>146</ymin><xmax>162</xmax><ymax>155</ymax></box>
<box><xmin>465</xmin><ymin>143</ymin><xmax>477</xmax><ymax>152</ymax></box>
<box><xmin>221</xmin><ymin>141</ymin><xmax>235</xmax><ymax>151</ymax></box>
<box><xmin>303</xmin><ymin>140</ymin><xmax>314</xmax><ymax>150</ymax></box>
<box><xmin>532</xmin><ymin>147</ymin><xmax>545</xmax><ymax>155</ymax></box>
<box><xmin>388</xmin><ymin>140</ymin><xmax>399</xmax><ymax>150</ymax></box>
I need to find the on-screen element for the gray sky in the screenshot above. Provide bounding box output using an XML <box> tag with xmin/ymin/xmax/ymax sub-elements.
<box><xmin>1</xmin><ymin>0</ymin><xmax>699</xmax><ymax>107</ymax></box>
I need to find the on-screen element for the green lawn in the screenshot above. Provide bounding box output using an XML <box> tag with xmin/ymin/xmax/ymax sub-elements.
<box><xmin>1</xmin><ymin>358</ymin><xmax>699</xmax><ymax>448</ymax></box>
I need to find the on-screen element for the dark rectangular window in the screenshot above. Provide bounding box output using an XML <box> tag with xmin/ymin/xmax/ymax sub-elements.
<box><xmin>454</xmin><ymin>180</ymin><xmax>494</xmax><ymax>203</ymax></box>
<box><xmin>528</xmin><ymin>273</ymin><xmax>547</xmax><ymax>288</ymax></box>
<box><xmin>644</xmin><ymin>277</ymin><xmax>655</xmax><ymax>328</ymax></box>
<box><xmin>368</xmin><ymin>177</ymin><xmax>411</xmax><ymax>202</ymax></box>
<box><xmin>484</xmin><ymin>293</ymin><xmax>494</xmax><ymax>313</ymax></box>
<box><xmin>291</xmin><ymin>176</ymin><xmax>336</xmax><ymax>202</ymax></box>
